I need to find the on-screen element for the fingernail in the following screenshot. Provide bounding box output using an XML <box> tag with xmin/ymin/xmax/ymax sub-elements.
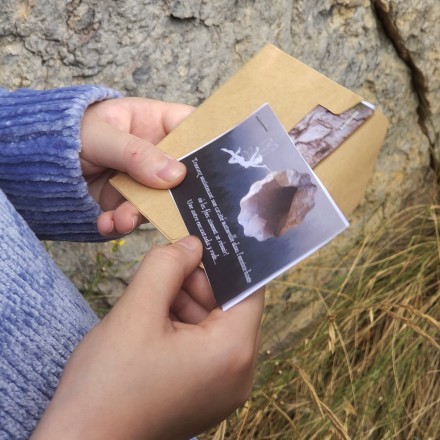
<box><xmin>157</xmin><ymin>157</ymin><xmax>185</xmax><ymax>182</ymax></box>
<box><xmin>126</xmin><ymin>217</ymin><xmax>136</xmax><ymax>234</ymax></box>
<box><xmin>177</xmin><ymin>235</ymin><xmax>200</xmax><ymax>251</ymax></box>
<box><xmin>103</xmin><ymin>219</ymin><xmax>114</xmax><ymax>235</ymax></box>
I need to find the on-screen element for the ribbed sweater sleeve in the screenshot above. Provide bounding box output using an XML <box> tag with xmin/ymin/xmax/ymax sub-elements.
<box><xmin>0</xmin><ymin>85</ymin><xmax>122</xmax><ymax>242</ymax></box>
<box><xmin>0</xmin><ymin>189</ymin><xmax>99</xmax><ymax>439</ymax></box>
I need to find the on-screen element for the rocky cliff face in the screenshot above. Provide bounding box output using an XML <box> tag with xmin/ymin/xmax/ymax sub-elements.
<box><xmin>1</xmin><ymin>0</ymin><xmax>438</xmax><ymax>312</ymax></box>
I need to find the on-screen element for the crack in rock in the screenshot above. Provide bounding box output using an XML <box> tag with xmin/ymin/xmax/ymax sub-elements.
<box><xmin>371</xmin><ymin>0</ymin><xmax>438</xmax><ymax>174</ymax></box>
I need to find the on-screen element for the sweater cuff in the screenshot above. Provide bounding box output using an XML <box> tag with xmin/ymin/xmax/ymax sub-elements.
<box><xmin>0</xmin><ymin>85</ymin><xmax>122</xmax><ymax>242</ymax></box>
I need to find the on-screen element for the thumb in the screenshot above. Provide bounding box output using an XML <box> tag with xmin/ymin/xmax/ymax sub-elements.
<box><xmin>125</xmin><ymin>236</ymin><xmax>204</xmax><ymax>321</ymax></box>
<box><xmin>81</xmin><ymin>117</ymin><xmax>186</xmax><ymax>188</ymax></box>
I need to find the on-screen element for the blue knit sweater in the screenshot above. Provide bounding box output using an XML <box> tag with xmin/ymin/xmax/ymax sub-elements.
<box><xmin>0</xmin><ymin>85</ymin><xmax>121</xmax><ymax>439</ymax></box>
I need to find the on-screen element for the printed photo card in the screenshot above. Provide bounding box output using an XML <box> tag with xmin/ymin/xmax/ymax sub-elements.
<box><xmin>171</xmin><ymin>104</ymin><xmax>349</xmax><ymax>310</ymax></box>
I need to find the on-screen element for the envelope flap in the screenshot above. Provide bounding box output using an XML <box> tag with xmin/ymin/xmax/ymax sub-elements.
<box><xmin>111</xmin><ymin>44</ymin><xmax>387</xmax><ymax>242</ymax></box>
<box><xmin>221</xmin><ymin>44</ymin><xmax>362</xmax><ymax>116</ymax></box>
<box><xmin>157</xmin><ymin>44</ymin><xmax>362</xmax><ymax>160</ymax></box>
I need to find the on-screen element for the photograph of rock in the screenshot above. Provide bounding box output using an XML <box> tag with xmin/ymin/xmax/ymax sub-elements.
<box><xmin>288</xmin><ymin>101</ymin><xmax>375</xmax><ymax>168</ymax></box>
<box><xmin>238</xmin><ymin>169</ymin><xmax>317</xmax><ymax>241</ymax></box>
<box><xmin>171</xmin><ymin>104</ymin><xmax>349</xmax><ymax>309</ymax></box>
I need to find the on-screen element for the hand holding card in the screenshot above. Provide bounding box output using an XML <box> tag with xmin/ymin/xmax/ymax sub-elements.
<box><xmin>111</xmin><ymin>45</ymin><xmax>388</xmax><ymax>245</ymax></box>
<box><xmin>171</xmin><ymin>104</ymin><xmax>349</xmax><ymax>309</ymax></box>
<box><xmin>110</xmin><ymin>45</ymin><xmax>388</xmax><ymax>310</ymax></box>
<box><xmin>32</xmin><ymin>237</ymin><xmax>264</xmax><ymax>440</ymax></box>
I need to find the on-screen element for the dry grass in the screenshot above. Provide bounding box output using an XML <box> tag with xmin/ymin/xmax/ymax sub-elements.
<box><xmin>206</xmin><ymin>204</ymin><xmax>440</xmax><ymax>439</ymax></box>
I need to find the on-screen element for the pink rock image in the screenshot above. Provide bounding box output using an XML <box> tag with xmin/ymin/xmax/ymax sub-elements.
<box><xmin>238</xmin><ymin>169</ymin><xmax>317</xmax><ymax>241</ymax></box>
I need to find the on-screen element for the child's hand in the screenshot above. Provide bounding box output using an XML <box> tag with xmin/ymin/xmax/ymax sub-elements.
<box><xmin>31</xmin><ymin>236</ymin><xmax>264</xmax><ymax>440</ymax></box>
<box><xmin>80</xmin><ymin>98</ymin><xmax>193</xmax><ymax>236</ymax></box>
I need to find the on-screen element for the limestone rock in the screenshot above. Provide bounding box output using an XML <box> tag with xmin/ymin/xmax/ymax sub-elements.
<box><xmin>238</xmin><ymin>170</ymin><xmax>317</xmax><ymax>241</ymax></box>
<box><xmin>0</xmin><ymin>0</ymin><xmax>437</xmax><ymax>307</ymax></box>
<box><xmin>45</xmin><ymin>224</ymin><xmax>167</xmax><ymax>309</ymax></box>
<box><xmin>0</xmin><ymin>0</ymin><xmax>435</xmax><ymax>213</ymax></box>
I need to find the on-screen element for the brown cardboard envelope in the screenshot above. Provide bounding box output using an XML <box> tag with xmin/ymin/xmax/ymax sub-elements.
<box><xmin>111</xmin><ymin>44</ymin><xmax>388</xmax><ymax>242</ymax></box>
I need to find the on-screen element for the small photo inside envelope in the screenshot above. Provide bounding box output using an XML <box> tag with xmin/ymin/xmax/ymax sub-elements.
<box><xmin>170</xmin><ymin>104</ymin><xmax>349</xmax><ymax>310</ymax></box>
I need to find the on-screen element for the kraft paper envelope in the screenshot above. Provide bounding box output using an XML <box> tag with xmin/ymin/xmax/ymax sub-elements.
<box><xmin>111</xmin><ymin>44</ymin><xmax>388</xmax><ymax>242</ymax></box>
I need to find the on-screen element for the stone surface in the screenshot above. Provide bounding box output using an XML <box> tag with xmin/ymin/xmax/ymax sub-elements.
<box><xmin>1</xmin><ymin>0</ymin><xmax>436</xmax><ymax>210</ymax></box>
<box><xmin>45</xmin><ymin>223</ymin><xmax>167</xmax><ymax>309</ymax></box>
<box><xmin>372</xmin><ymin>0</ymin><xmax>439</xmax><ymax>158</ymax></box>
<box><xmin>0</xmin><ymin>0</ymin><xmax>438</xmax><ymax>333</ymax></box>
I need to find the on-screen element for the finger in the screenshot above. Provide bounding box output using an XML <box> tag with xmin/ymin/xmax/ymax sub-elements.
<box><xmin>97</xmin><ymin>204</ymin><xmax>145</xmax><ymax>237</ymax></box>
<box><xmin>160</xmin><ymin>102</ymin><xmax>194</xmax><ymax>135</ymax></box>
<box><xmin>204</xmin><ymin>287</ymin><xmax>265</xmax><ymax>343</ymax></box>
<box><xmin>127</xmin><ymin>99</ymin><xmax>194</xmax><ymax>143</ymax></box>
<box><xmin>182</xmin><ymin>268</ymin><xmax>217</xmax><ymax>311</ymax></box>
<box><xmin>88</xmin><ymin>172</ymin><xmax>131</xmax><ymax>212</ymax></box>
<box><xmin>198</xmin><ymin>288</ymin><xmax>265</xmax><ymax>398</ymax></box>
<box><xmin>97</xmin><ymin>211</ymin><xmax>115</xmax><ymax>235</ymax></box>
<box><xmin>86</xmin><ymin>98</ymin><xmax>194</xmax><ymax>144</ymax></box>
<box><xmin>126</xmin><ymin>236</ymin><xmax>203</xmax><ymax>320</ymax></box>
<box><xmin>111</xmin><ymin>201</ymin><xmax>145</xmax><ymax>234</ymax></box>
<box><xmin>169</xmin><ymin>312</ymin><xmax>180</xmax><ymax>322</ymax></box>
<box><xmin>170</xmin><ymin>289</ymin><xmax>210</xmax><ymax>324</ymax></box>
<box><xmin>81</xmin><ymin>118</ymin><xmax>186</xmax><ymax>188</ymax></box>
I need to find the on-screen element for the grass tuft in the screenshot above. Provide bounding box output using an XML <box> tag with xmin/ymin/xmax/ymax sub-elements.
<box><xmin>208</xmin><ymin>204</ymin><xmax>440</xmax><ymax>439</ymax></box>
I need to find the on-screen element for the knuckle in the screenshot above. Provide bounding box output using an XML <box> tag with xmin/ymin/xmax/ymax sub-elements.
<box><xmin>149</xmin><ymin>244</ymin><xmax>184</xmax><ymax>266</ymax></box>
<box><xmin>123</xmin><ymin>136</ymin><xmax>148</xmax><ymax>166</ymax></box>
<box><xmin>123</xmin><ymin>136</ymin><xmax>167</xmax><ymax>185</ymax></box>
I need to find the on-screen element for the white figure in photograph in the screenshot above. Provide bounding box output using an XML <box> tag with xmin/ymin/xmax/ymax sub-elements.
<box><xmin>221</xmin><ymin>138</ymin><xmax>278</xmax><ymax>171</ymax></box>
